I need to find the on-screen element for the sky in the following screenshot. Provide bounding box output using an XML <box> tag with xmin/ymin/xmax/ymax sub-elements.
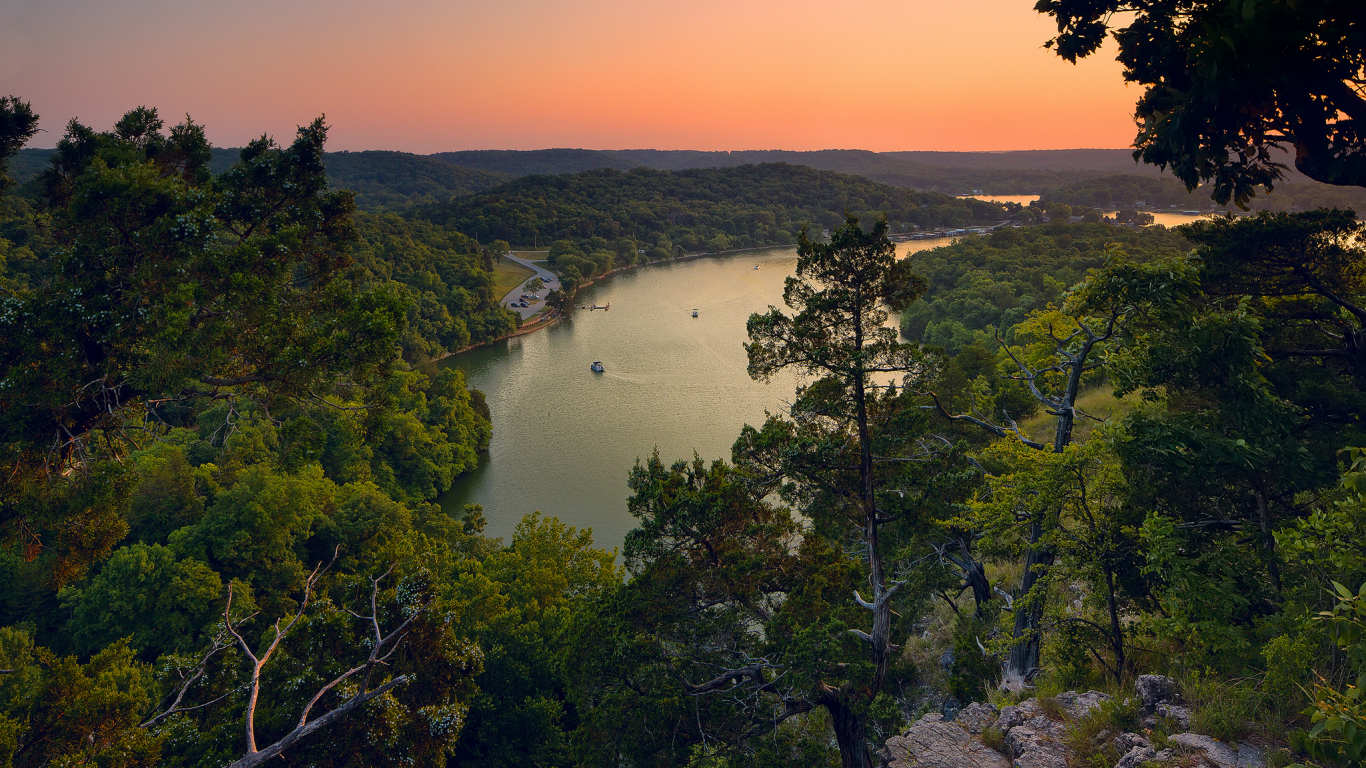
<box><xmin>2</xmin><ymin>0</ymin><xmax>1138</xmax><ymax>153</ymax></box>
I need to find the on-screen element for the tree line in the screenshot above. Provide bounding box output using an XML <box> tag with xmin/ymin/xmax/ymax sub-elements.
<box><xmin>415</xmin><ymin>163</ymin><xmax>1006</xmax><ymax>251</ymax></box>
<box><xmin>3</xmin><ymin>8</ymin><xmax>1366</xmax><ymax>759</ymax></box>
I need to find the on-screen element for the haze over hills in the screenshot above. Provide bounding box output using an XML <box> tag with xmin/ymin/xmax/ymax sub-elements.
<box><xmin>9</xmin><ymin>145</ymin><xmax>1331</xmax><ymax>211</ymax></box>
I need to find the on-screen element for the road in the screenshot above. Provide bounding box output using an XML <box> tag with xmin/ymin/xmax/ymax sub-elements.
<box><xmin>500</xmin><ymin>253</ymin><xmax>561</xmax><ymax>320</ymax></box>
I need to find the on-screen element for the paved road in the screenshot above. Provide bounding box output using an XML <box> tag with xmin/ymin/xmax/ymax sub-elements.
<box><xmin>500</xmin><ymin>253</ymin><xmax>560</xmax><ymax>320</ymax></box>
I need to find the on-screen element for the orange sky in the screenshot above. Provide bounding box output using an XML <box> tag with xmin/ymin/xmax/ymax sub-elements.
<box><xmin>2</xmin><ymin>0</ymin><xmax>1138</xmax><ymax>152</ymax></box>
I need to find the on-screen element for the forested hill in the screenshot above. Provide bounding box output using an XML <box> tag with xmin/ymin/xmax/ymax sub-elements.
<box><xmin>430</xmin><ymin>147</ymin><xmax>1131</xmax><ymax>194</ymax></box>
<box><xmin>10</xmin><ymin>147</ymin><xmax>513</xmax><ymax>211</ymax></box>
<box><xmin>1039</xmin><ymin>173</ymin><xmax>1366</xmax><ymax>213</ymax></box>
<box><xmin>415</xmin><ymin>162</ymin><xmax>1005</xmax><ymax>251</ymax></box>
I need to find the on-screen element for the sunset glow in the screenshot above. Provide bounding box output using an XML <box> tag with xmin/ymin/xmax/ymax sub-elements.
<box><xmin>5</xmin><ymin>0</ymin><xmax>1137</xmax><ymax>151</ymax></box>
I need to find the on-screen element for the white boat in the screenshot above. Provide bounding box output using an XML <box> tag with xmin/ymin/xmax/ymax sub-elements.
<box><xmin>590</xmin><ymin>361</ymin><xmax>605</xmax><ymax>373</ymax></box>
<box><xmin>691</xmin><ymin>309</ymin><xmax>699</xmax><ymax>317</ymax></box>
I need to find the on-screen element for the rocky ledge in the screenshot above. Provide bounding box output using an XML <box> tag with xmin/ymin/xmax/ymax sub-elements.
<box><xmin>881</xmin><ymin>676</ymin><xmax>1268</xmax><ymax>768</ymax></box>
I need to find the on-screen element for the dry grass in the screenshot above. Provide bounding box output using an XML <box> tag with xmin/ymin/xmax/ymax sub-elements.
<box><xmin>901</xmin><ymin>595</ymin><xmax>960</xmax><ymax>694</ymax></box>
<box><xmin>1017</xmin><ymin>386</ymin><xmax>1140</xmax><ymax>445</ymax></box>
<box><xmin>492</xmin><ymin>260</ymin><xmax>536</xmax><ymax>298</ymax></box>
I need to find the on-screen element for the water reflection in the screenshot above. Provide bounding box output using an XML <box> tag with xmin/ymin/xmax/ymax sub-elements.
<box><xmin>437</xmin><ymin>241</ymin><xmax>945</xmax><ymax>548</ymax></box>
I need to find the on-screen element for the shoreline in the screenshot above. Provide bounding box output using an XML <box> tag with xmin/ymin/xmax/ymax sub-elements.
<box><xmin>428</xmin><ymin>243</ymin><xmax>796</xmax><ymax>362</ymax></box>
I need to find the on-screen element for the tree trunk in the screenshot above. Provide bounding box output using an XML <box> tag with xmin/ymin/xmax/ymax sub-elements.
<box><xmin>1102</xmin><ymin>563</ymin><xmax>1125</xmax><ymax>682</ymax></box>
<box><xmin>962</xmin><ymin>554</ymin><xmax>991</xmax><ymax>618</ymax></box>
<box><xmin>1004</xmin><ymin>519</ymin><xmax>1053</xmax><ymax>684</ymax></box>
<box><xmin>826</xmin><ymin>696</ymin><xmax>873</xmax><ymax>768</ymax></box>
<box><xmin>1253</xmin><ymin>485</ymin><xmax>1282</xmax><ymax>595</ymax></box>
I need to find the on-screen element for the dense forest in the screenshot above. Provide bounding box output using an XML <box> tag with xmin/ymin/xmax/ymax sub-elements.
<box><xmin>3</xmin><ymin>73</ymin><xmax>1366</xmax><ymax>768</ymax></box>
<box><xmin>417</xmin><ymin>163</ymin><xmax>1005</xmax><ymax>252</ymax></box>
<box><xmin>9</xmin><ymin>147</ymin><xmax>514</xmax><ymax>213</ymax></box>
<box><xmin>1040</xmin><ymin>173</ymin><xmax>1366</xmax><ymax>213</ymax></box>
<box><xmin>897</xmin><ymin>222</ymin><xmax>1191</xmax><ymax>352</ymax></box>
<box><xmin>431</xmin><ymin>147</ymin><xmax>1138</xmax><ymax>194</ymax></box>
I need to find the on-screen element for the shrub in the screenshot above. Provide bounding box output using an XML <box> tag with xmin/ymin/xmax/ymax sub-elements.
<box><xmin>1261</xmin><ymin>633</ymin><xmax>1315</xmax><ymax>718</ymax></box>
<box><xmin>1183</xmin><ymin>671</ymin><xmax>1260</xmax><ymax>742</ymax></box>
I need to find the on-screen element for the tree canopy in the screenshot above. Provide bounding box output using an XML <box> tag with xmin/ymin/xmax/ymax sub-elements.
<box><xmin>1036</xmin><ymin>0</ymin><xmax>1366</xmax><ymax>203</ymax></box>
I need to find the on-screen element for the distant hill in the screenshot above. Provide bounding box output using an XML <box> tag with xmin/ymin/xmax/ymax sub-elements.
<box><xmin>1040</xmin><ymin>173</ymin><xmax>1366</xmax><ymax>213</ymax></box>
<box><xmin>320</xmin><ymin>151</ymin><xmax>511</xmax><ymax>210</ymax></box>
<box><xmin>11</xmin><ymin>147</ymin><xmax>511</xmax><ymax>211</ymax></box>
<box><xmin>429</xmin><ymin>149</ymin><xmax>640</xmax><ymax>176</ymax></box>
<box><xmin>425</xmin><ymin>148</ymin><xmax>1109</xmax><ymax>195</ymax></box>
<box><xmin>11</xmin><ymin>145</ymin><xmax>1334</xmax><ymax>210</ymax></box>
<box><xmin>416</xmin><ymin>162</ymin><xmax>1005</xmax><ymax>251</ymax></box>
<box><xmin>887</xmin><ymin>149</ymin><xmax>1152</xmax><ymax>173</ymax></box>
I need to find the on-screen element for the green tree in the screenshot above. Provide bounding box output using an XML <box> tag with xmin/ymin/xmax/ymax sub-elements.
<box><xmin>60</xmin><ymin>542</ymin><xmax>223</xmax><ymax>659</ymax></box>
<box><xmin>1035</xmin><ymin>0</ymin><xmax>1366</xmax><ymax>201</ymax></box>
<box><xmin>0</xmin><ymin>628</ymin><xmax>162</xmax><ymax>767</ymax></box>
<box><xmin>592</xmin><ymin>216</ymin><xmax>976</xmax><ymax>768</ymax></box>
<box><xmin>0</xmin><ymin>106</ymin><xmax>406</xmax><ymax>580</ymax></box>
<box><xmin>0</xmin><ymin>96</ymin><xmax>39</xmax><ymax>194</ymax></box>
<box><xmin>449</xmin><ymin>513</ymin><xmax>621</xmax><ymax>768</ymax></box>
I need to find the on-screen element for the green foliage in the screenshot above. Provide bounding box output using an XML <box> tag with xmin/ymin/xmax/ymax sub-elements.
<box><xmin>0</xmin><ymin>107</ymin><xmax>407</xmax><ymax>579</ymax></box>
<box><xmin>419</xmin><ymin>164</ymin><xmax>1003</xmax><ymax>252</ymax></box>
<box><xmin>1182</xmin><ymin>671</ymin><xmax>1261</xmax><ymax>743</ymax></box>
<box><xmin>0</xmin><ymin>97</ymin><xmax>39</xmax><ymax>194</ymax></box>
<box><xmin>1262</xmin><ymin>633</ymin><xmax>1317</xmax><ymax>719</ymax></box>
<box><xmin>948</xmin><ymin>614</ymin><xmax>998</xmax><ymax>702</ymax></box>
<box><xmin>1039</xmin><ymin>174</ymin><xmax>1366</xmax><ymax>214</ymax></box>
<box><xmin>322</xmin><ymin>150</ymin><xmax>511</xmax><ymax>211</ymax></box>
<box><xmin>350</xmin><ymin>213</ymin><xmax>517</xmax><ymax>360</ymax></box>
<box><xmin>0</xmin><ymin>629</ymin><xmax>162</xmax><ymax>768</ymax></box>
<box><xmin>59</xmin><ymin>543</ymin><xmax>223</xmax><ymax>659</ymax></box>
<box><xmin>1305</xmin><ymin>582</ymin><xmax>1366</xmax><ymax>768</ymax></box>
<box><xmin>448</xmin><ymin>512</ymin><xmax>622</xmax><ymax>768</ymax></box>
<box><xmin>1037</xmin><ymin>0</ymin><xmax>1366</xmax><ymax>200</ymax></box>
<box><xmin>1064</xmin><ymin>697</ymin><xmax>1141</xmax><ymax>768</ymax></box>
<box><xmin>900</xmin><ymin>222</ymin><xmax>1189</xmax><ymax>352</ymax></box>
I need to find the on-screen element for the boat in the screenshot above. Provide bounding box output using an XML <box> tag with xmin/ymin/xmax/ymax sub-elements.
<box><xmin>691</xmin><ymin>309</ymin><xmax>698</xmax><ymax>317</ymax></box>
<box><xmin>753</xmin><ymin>265</ymin><xmax>760</xmax><ymax>270</ymax></box>
<box><xmin>590</xmin><ymin>361</ymin><xmax>605</xmax><ymax>373</ymax></box>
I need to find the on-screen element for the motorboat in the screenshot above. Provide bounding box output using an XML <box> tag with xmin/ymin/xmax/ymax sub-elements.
<box><xmin>691</xmin><ymin>309</ymin><xmax>699</xmax><ymax>317</ymax></box>
<box><xmin>590</xmin><ymin>361</ymin><xmax>605</xmax><ymax>373</ymax></box>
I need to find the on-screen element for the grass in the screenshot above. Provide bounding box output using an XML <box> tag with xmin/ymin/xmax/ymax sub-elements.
<box><xmin>1179</xmin><ymin>671</ymin><xmax>1261</xmax><ymax>743</ymax></box>
<box><xmin>492</xmin><ymin>259</ymin><xmax>536</xmax><ymax>298</ymax></box>
<box><xmin>1062</xmin><ymin>697</ymin><xmax>1141</xmax><ymax>768</ymax></box>
<box><xmin>900</xmin><ymin>594</ymin><xmax>959</xmax><ymax>695</ymax></box>
<box><xmin>1018</xmin><ymin>386</ymin><xmax>1139</xmax><ymax>445</ymax></box>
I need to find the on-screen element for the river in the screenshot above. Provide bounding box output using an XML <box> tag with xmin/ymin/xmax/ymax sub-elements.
<box><xmin>437</xmin><ymin>241</ymin><xmax>946</xmax><ymax>549</ymax></box>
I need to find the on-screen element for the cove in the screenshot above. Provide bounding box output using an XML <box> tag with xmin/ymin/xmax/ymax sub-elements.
<box><xmin>438</xmin><ymin>241</ymin><xmax>946</xmax><ymax>549</ymax></box>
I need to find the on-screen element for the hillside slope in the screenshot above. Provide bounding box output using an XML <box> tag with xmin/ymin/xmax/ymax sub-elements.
<box><xmin>416</xmin><ymin>162</ymin><xmax>1005</xmax><ymax>250</ymax></box>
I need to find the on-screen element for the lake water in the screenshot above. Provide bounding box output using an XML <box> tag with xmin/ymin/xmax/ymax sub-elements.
<box><xmin>437</xmin><ymin>241</ymin><xmax>947</xmax><ymax>549</ymax></box>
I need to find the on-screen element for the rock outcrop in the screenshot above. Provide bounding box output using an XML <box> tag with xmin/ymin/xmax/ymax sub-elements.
<box><xmin>1053</xmin><ymin>690</ymin><xmax>1112</xmax><ymax>720</ymax></box>
<box><xmin>881</xmin><ymin>713</ymin><xmax>1012</xmax><ymax>768</ymax></box>
<box><xmin>1135</xmin><ymin>675</ymin><xmax>1179</xmax><ymax>712</ymax></box>
<box><xmin>884</xmin><ymin>676</ymin><xmax>1267</xmax><ymax>768</ymax></box>
<box><xmin>957</xmin><ymin>703</ymin><xmax>1000</xmax><ymax>735</ymax></box>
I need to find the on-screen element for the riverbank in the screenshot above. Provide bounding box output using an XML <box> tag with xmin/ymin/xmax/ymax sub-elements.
<box><xmin>428</xmin><ymin>244</ymin><xmax>804</xmax><ymax>362</ymax></box>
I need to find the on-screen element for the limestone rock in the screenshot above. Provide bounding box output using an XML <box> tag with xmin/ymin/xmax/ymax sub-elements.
<box><xmin>883</xmin><ymin>714</ymin><xmax>1012</xmax><ymax>768</ymax></box>
<box><xmin>1003</xmin><ymin>720</ymin><xmax>1071</xmax><ymax>768</ymax></box>
<box><xmin>957</xmin><ymin>703</ymin><xmax>1000</xmax><ymax>735</ymax></box>
<box><xmin>1169</xmin><ymin>733</ymin><xmax>1239</xmax><ymax>768</ymax></box>
<box><xmin>1135</xmin><ymin>676</ymin><xmax>1179</xmax><ymax>712</ymax></box>
<box><xmin>1055</xmin><ymin>691</ymin><xmax>1113</xmax><ymax>720</ymax></box>
<box><xmin>1115</xmin><ymin>746</ymin><xmax>1157</xmax><ymax>768</ymax></box>
<box><xmin>1235</xmin><ymin>743</ymin><xmax>1266</xmax><ymax>768</ymax></box>
<box><xmin>1113</xmin><ymin>733</ymin><xmax>1151</xmax><ymax>753</ymax></box>
<box><xmin>1155</xmin><ymin>704</ymin><xmax>1192</xmax><ymax>731</ymax></box>
<box><xmin>994</xmin><ymin>699</ymin><xmax>1045</xmax><ymax>731</ymax></box>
